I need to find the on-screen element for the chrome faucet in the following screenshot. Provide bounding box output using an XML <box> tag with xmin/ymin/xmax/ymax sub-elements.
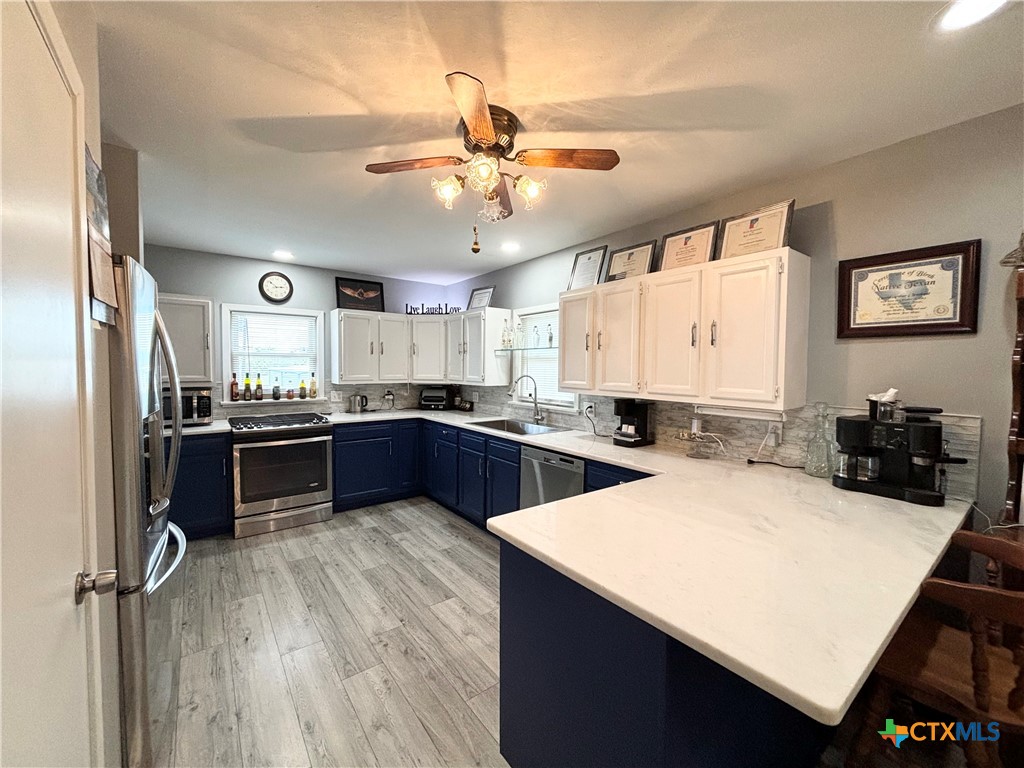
<box><xmin>509</xmin><ymin>374</ymin><xmax>544</xmax><ymax>424</ymax></box>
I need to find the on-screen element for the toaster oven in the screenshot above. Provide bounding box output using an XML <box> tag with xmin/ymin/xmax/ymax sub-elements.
<box><xmin>419</xmin><ymin>387</ymin><xmax>451</xmax><ymax>410</ymax></box>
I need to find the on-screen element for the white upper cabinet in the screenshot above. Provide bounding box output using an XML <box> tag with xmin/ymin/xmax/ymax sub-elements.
<box><xmin>158</xmin><ymin>294</ymin><xmax>213</xmax><ymax>384</ymax></box>
<box><xmin>557</xmin><ymin>247</ymin><xmax>810</xmax><ymax>412</ymax></box>
<box><xmin>445</xmin><ymin>315</ymin><xmax>465</xmax><ymax>381</ymax></box>
<box><xmin>558</xmin><ymin>290</ymin><xmax>595</xmax><ymax>391</ymax></box>
<box><xmin>445</xmin><ymin>308</ymin><xmax>512</xmax><ymax>385</ymax></box>
<box><xmin>463</xmin><ymin>311</ymin><xmax>485</xmax><ymax>383</ymax></box>
<box><xmin>377</xmin><ymin>315</ymin><xmax>410</xmax><ymax>382</ymax></box>
<box><xmin>643</xmin><ymin>270</ymin><xmax>701</xmax><ymax>399</ymax></box>
<box><xmin>332</xmin><ymin>310</ymin><xmax>376</xmax><ymax>383</ymax></box>
<box><xmin>411</xmin><ymin>317</ymin><xmax>446</xmax><ymax>382</ymax></box>
<box><xmin>595</xmin><ymin>281</ymin><xmax>642</xmax><ymax>394</ymax></box>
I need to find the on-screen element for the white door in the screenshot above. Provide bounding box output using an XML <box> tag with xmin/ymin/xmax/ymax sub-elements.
<box><xmin>558</xmin><ymin>290</ymin><xmax>595</xmax><ymax>390</ymax></box>
<box><xmin>704</xmin><ymin>256</ymin><xmax>781</xmax><ymax>404</ymax></box>
<box><xmin>595</xmin><ymin>282</ymin><xmax>642</xmax><ymax>394</ymax></box>
<box><xmin>411</xmin><ymin>317</ymin><xmax>446</xmax><ymax>382</ymax></box>
<box><xmin>463</xmin><ymin>311</ymin><xmax>485</xmax><ymax>383</ymax></box>
<box><xmin>157</xmin><ymin>294</ymin><xmax>213</xmax><ymax>383</ymax></box>
<box><xmin>339</xmin><ymin>312</ymin><xmax>376</xmax><ymax>382</ymax></box>
<box><xmin>445</xmin><ymin>315</ymin><xmax>465</xmax><ymax>382</ymax></box>
<box><xmin>1</xmin><ymin>2</ymin><xmax>105</xmax><ymax>764</ymax></box>
<box><xmin>378</xmin><ymin>314</ymin><xmax>410</xmax><ymax>382</ymax></box>
<box><xmin>643</xmin><ymin>271</ymin><xmax>702</xmax><ymax>399</ymax></box>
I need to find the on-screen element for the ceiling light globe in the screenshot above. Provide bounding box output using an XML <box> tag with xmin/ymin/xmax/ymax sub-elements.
<box><xmin>938</xmin><ymin>0</ymin><xmax>1008</xmax><ymax>30</ymax></box>
<box><xmin>466</xmin><ymin>152</ymin><xmax>501</xmax><ymax>193</ymax></box>
<box><xmin>431</xmin><ymin>175</ymin><xmax>464</xmax><ymax>210</ymax></box>
<box><xmin>513</xmin><ymin>175</ymin><xmax>547</xmax><ymax>210</ymax></box>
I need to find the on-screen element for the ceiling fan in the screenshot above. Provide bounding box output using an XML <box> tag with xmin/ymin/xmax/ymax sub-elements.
<box><xmin>365</xmin><ymin>72</ymin><xmax>620</xmax><ymax>222</ymax></box>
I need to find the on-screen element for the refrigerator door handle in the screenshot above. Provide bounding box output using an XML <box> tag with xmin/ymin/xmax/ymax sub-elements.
<box><xmin>155</xmin><ymin>310</ymin><xmax>183</xmax><ymax>501</ymax></box>
<box><xmin>147</xmin><ymin>522</ymin><xmax>187</xmax><ymax>595</ymax></box>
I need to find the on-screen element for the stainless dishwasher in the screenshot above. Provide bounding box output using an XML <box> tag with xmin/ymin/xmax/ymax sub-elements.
<box><xmin>519</xmin><ymin>446</ymin><xmax>585</xmax><ymax>508</ymax></box>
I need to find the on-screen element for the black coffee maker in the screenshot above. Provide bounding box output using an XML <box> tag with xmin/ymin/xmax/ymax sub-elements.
<box><xmin>832</xmin><ymin>402</ymin><xmax>965</xmax><ymax>506</ymax></box>
<box><xmin>613</xmin><ymin>399</ymin><xmax>654</xmax><ymax>447</ymax></box>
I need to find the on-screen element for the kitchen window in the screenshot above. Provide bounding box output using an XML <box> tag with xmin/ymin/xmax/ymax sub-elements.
<box><xmin>511</xmin><ymin>306</ymin><xmax>578</xmax><ymax>411</ymax></box>
<box><xmin>221</xmin><ymin>304</ymin><xmax>325</xmax><ymax>399</ymax></box>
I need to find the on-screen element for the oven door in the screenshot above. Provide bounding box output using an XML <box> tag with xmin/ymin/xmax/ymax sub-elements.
<box><xmin>233</xmin><ymin>434</ymin><xmax>333</xmax><ymax>517</ymax></box>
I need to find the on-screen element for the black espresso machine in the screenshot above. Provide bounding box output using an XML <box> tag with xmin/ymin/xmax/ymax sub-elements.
<box><xmin>832</xmin><ymin>403</ymin><xmax>966</xmax><ymax>506</ymax></box>
<box><xmin>613</xmin><ymin>398</ymin><xmax>654</xmax><ymax>447</ymax></box>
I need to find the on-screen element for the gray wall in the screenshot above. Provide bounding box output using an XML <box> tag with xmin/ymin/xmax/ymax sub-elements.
<box><xmin>449</xmin><ymin>105</ymin><xmax>1024</xmax><ymax>519</ymax></box>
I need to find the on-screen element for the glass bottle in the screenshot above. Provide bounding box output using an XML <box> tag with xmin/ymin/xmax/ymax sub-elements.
<box><xmin>230</xmin><ymin>372</ymin><xmax>239</xmax><ymax>402</ymax></box>
<box><xmin>298</xmin><ymin>378</ymin><xmax>307</xmax><ymax>399</ymax></box>
<box><xmin>501</xmin><ymin>319</ymin><xmax>511</xmax><ymax>349</ymax></box>
<box><xmin>804</xmin><ymin>401</ymin><xmax>833</xmax><ymax>478</ymax></box>
<box><xmin>243</xmin><ymin>372</ymin><xmax>252</xmax><ymax>401</ymax></box>
<box><xmin>272</xmin><ymin>378</ymin><xmax>281</xmax><ymax>401</ymax></box>
<box><xmin>532</xmin><ymin>326</ymin><xmax>540</xmax><ymax>347</ymax></box>
<box><xmin>309</xmin><ymin>372</ymin><xmax>318</xmax><ymax>399</ymax></box>
<box><xmin>547</xmin><ymin>324</ymin><xmax>554</xmax><ymax>347</ymax></box>
<box><xmin>254</xmin><ymin>372</ymin><xmax>263</xmax><ymax>401</ymax></box>
<box><xmin>515</xmin><ymin>322</ymin><xmax>525</xmax><ymax>348</ymax></box>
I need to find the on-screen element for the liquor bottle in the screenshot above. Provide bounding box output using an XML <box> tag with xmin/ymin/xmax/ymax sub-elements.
<box><xmin>254</xmin><ymin>373</ymin><xmax>263</xmax><ymax>401</ymax></box>
<box><xmin>243</xmin><ymin>372</ymin><xmax>252</xmax><ymax>401</ymax></box>
<box><xmin>309</xmin><ymin>372</ymin><xmax>318</xmax><ymax>399</ymax></box>
<box><xmin>230</xmin><ymin>372</ymin><xmax>239</xmax><ymax>401</ymax></box>
<box><xmin>299</xmin><ymin>378</ymin><xmax>307</xmax><ymax>399</ymax></box>
<box><xmin>272</xmin><ymin>378</ymin><xmax>281</xmax><ymax>401</ymax></box>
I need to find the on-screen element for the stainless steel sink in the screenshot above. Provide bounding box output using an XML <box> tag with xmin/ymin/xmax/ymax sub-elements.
<box><xmin>469</xmin><ymin>418</ymin><xmax>569</xmax><ymax>436</ymax></box>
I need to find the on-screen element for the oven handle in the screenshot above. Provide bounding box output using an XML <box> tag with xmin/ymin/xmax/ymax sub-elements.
<box><xmin>234</xmin><ymin>434</ymin><xmax>333</xmax><ymax>450</ymax></box>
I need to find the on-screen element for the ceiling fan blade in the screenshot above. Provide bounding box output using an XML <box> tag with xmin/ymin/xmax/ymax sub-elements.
<box><xmin>365</xmin><ymin>156</ymin><xmax>463</xmax><ymax>174</ymax></box>
<box><xmin>445</xmin><ymin>72</ymin><xmax>497</xmax><ymax>145</ymax></box>
<box><xmin>495</xmin><ymin>176</ymin><xmax>513</xmax><ymax>219</ymax></box>
<box><xmin>514</xmin><ymin>148</ymin><xmax>620</xmax><ymax>171</ymax></box>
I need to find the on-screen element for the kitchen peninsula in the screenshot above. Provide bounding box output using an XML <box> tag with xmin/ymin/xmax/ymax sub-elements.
<box><xmin>487</xmin><ymin>448</ymin><xmax>971</xmax><ymax>768</ymax></box>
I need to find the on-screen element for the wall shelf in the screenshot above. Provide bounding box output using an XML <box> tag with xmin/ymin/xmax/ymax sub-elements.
<box><xmin>496</xmin><ymin>346</ymin><xmax>559</xmax><ymax>353</ymax></box>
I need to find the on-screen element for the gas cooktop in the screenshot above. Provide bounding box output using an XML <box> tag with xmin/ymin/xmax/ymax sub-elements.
<box><xmin>228</xmin><ymin>412</ymin><xmax>331</xmax><ymax>431</ymax></box>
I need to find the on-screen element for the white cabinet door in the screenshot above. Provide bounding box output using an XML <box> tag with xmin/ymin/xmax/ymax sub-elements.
<box><xmin>378</xmin><ymin>315</ymin><xmax>410</xmax><ymax>382</ymax></box>
<box><xmin>704</xmin><ymin>256</ymin><xmax>781</xmax><ymax>404</ymax></box>
<box><xmin>158</xmin><ymin>294</ymin><xmax>213</xmax><ymax>383</ymax></box>
<box><xmin>339</xmin><ymin>312</ymin><xmax>376</xmax><ymax>382</ymax></box>
<box><xmin>463</xmin><ymin>311</ymin><xmax>485</xmax><ymax>383</ymax></box>
<box><xmin>595</xmin><ymin>282</ymin><xmax>641</xmax><ymax>394</ymax></box>
<box><xmin>411</xmin><ymin>317</ymin><xmax>446</xmax><ymax>381</ymax></box>
<box><xmin>643</xmin><ymin>271</ymin><xmax>701</xmax><ymax>399</ymax></box>
<box><xmin>558</xmin><ymin>290</ymin><xmax>595</xmax><ymax>390</ymax></box>
<box><xmin>445</xmin><ymin>316</ymin><xmax>465</xmax><ymax>382</ymax></box>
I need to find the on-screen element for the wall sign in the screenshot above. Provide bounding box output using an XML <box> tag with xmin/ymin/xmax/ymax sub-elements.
<box><xmin>837</xmin><ymin>240</ymin><xmax>980</xmax><ymax>338</ymax></box>
<box><xmin>405</xmin><ymin>303</ymin><xmax>462</xmax><ymax>315</ymax></box>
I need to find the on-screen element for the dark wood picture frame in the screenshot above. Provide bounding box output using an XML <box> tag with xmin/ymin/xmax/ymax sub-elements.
<box><xmin>567</xmin><ymin>246</ymin><xmax>608</xmax><ymax>291</ymax></box>
<box><xmin>468</xmin><ymin>285</ymin><xmax>495</xmax><ymax>309</ymax></box>
<box><xmin>336</xmin><ymin>277</ymin><xmax>385</xmax><ymax>311</ymax></box>
<box><xmin>657</xmin><ymin>221</ymin><xmax>719</xmax><ymax>271</ymax></box>
<box><xmin>837</xmin><ymin>240</ymin><xmax>980</xmax><ymax>339</ymax></box>
<box><xmin>603</xmin><ymin>240</ymin><xmax>657</xmax><ymax>282</ymax></box>
<box><xmin>716</xmin><ymin>199</ymin><xmax>795</xmax><ymax>260</ymax></box>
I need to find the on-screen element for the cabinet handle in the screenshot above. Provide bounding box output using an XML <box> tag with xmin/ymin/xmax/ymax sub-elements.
<box><xmin>205</xmin><ymin>332</ymin><xmax>210</xmax><ymax>350</ymax></box>
<box><xmin>412</xmin><ymin>342</ymin><xmax>417</xmax><ymax>355</ymax></box>
<box><xmin>380</xmin><ymin>341</ymin><xmax>384</xmax><ymax>356</ymax></box>
<box><xmin>710</xmin><ymin>320</ymin><xmax>717</xmax><ymax>347</ymax></box>
<box><xmin>434</xmin><ymin>444</ymin><xmax>438</xmax><ymax>459</ymax></box>
<box><xmin>585</xmin><ymin>332</ymin><xmax>590</xmax><ymax>351</ymax></box>
<box><xmin>691</xmin><ymin>322</ymin><xmax>697</xmax><ymax>348</ymax></box>
<box><xmin>370</xmin><ymin>341</ymin><xmax>374</xmax><ymax>355</ymax></box>
<box><xmin>486</xmin><ymin>461</ymin><xmax>490</xmax><ymax>479</ymax></box>
<box><xmin>389</xmin><ymin>442</ymin><xmax>393</xmax><ymax>457</ymax></box>
<box><xmin>597</xmin><ymin>331</ymin><xmax>603</xmax><ymax>351</ymax></box>
<box><xmin>222</xmin><ymin>457</ymin><xmax>226</xmax><ymax>477</ymax></box>
<box><xmin>478</xmin><ymin>457</ymin><xmax>483</xmax><ymax>477</ymax></box>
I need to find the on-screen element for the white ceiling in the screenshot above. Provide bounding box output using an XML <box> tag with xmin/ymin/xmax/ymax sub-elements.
<box><xmin>95</xmin><ymin>1</ymin><xmax>1023</xmax><ymax>284</ymax></box>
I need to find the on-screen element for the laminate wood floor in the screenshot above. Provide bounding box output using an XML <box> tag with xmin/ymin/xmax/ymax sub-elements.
<box><xmin>164</xmin><ymin>497</ymin><xmax>506</xmax><ymax>768</ymax></box>
<box><xmin>162</xmin><ymin>496</ymin><xmax>972</xmax><ymax>768</ymax></box>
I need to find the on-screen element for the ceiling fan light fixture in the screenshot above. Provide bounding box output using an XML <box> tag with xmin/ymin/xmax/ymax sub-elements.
<box><xmin>465</xmin><ymin>152</ymin><xmax>501</xmax><ymax>193</ymax></box>
<box><xmin>936</xmin><ymin>0</ymin><xmax>1008</xmax><ymax>31</ymax></box>
<box><xmin>513</xmin><ymin>175</ymin><xmax>547</xmax><ymax>210</ymax></box>
<box><xmin>478</xmin><ymin>191</ymin><xmax>506</xmax><ymax>224</ymax></box>
<box><xmin>431</xmin><ymin>174</ymin><xmax>465</xmax><ymax>209</ymax></box>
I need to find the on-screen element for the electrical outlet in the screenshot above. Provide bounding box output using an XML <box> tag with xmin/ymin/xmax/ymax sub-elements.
<box><xmin>467</xmin><ymin>391</ymin><xmax>480</xmax><ymax>403</ymax></box>
<box><xmin>329</xmin><ymin>390</ymin><xmax>344</xmax><ymax>403</ymax></box>
<box><xmin>766</xmin><ymin>423</ymin><xmax>782</xmax><ymax>447</ymax></box>
<box><xmin>582</xmin><ymin>400</ymin><xmax>596</xmax><ymax>414</ymax></box>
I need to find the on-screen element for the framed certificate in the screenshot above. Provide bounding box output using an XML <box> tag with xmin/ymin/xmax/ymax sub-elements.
<box><xmin>603</xmin><ymin>241</ymin><xmax>656</xmax><ymax>282</ymax></box>
<box><xmin>717</xmin><ymin>199</ymin><xmax>795</xmax><ymax>260</ymax></box>
<box><xmin>567</xmin><ymin>246</ymin><xmax>607</xmax><ymax>291</ymax></box>
<box><xmin>468</xmin><ymin>285</ymin><xmax>495</xmax><ymax>309</ymax></box>
<box><xmin>658</xmin><ymin>222</ymin><xmax>718</xmax><ymax>271</ymax></box>
<box><xmin>837</xmin><ymin>240</ymin><xmax>980</xmax><ymax>338</ymax></box>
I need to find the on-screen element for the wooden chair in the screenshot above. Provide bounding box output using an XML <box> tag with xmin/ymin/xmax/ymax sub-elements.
<box><xmin>846</xmin><ymin>530</ymin><xmax>1024</xmax><ymax>768</ymax></box>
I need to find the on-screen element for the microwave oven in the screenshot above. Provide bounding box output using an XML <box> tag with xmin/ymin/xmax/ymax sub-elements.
<box><xmin>162</xmin><ymin>387</ymin><xmax>213</xmax><ymax>427</ymax></box>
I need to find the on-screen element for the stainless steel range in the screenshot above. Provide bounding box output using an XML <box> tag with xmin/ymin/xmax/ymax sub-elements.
<box><xmin>229</xmin><ymin>412</ymin><xmax>333</xmax><ymax>537</ymax></box>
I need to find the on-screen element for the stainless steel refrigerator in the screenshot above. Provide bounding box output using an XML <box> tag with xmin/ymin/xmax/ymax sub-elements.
<box><xmin>109</xmin><ymin>255</ymin><xmax>186</xmax><ymax>767</ymax></box>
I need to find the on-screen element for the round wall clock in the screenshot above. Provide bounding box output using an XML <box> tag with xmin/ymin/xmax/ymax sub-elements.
<box><xmin>259</xmin><ymin>271</ymin><xmax>293</xmax><ymax>304</ymax></box>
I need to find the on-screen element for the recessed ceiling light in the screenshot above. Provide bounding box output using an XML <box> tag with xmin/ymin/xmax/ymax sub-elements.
<box><xmin>272</xmin><ymin>249</ymin><xmax>294</xmax><ymax>260</ymax></box>
<box><xmin>936</xmin><ymin>0</ymin><xmax>1008</xmax><ymax>31</ymax></box>
<box><xmin>501</xmin><ymin>242</ymin><xmax>520</xmax><ymax>254</ymax></box>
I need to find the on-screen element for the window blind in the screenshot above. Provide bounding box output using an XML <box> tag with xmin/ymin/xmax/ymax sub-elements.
<box><xmin>229</xmin><ymin>309</ymin><xmax>319</xmax><ymax>391</ymax></box>
<box><xmin>514</xmin><ymin>309</ymin><xmax>575</xmax><ymax>408</ymax></box>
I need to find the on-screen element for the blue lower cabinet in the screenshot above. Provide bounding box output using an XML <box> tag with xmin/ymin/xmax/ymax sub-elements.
<box><xmin>486</xmin><ymin>455</ymin><xmax>520</xmax><ymax>519</ymax></box>
<box><xmin>395</xmin><ymin>420</ymin><xmax>421</xmax><ymax>492</ymax></box>
<box><xmin>457</xmin><ymin>446</ymin><xmax>487</xmax><ymax>525</ymax></box>
<box><xmin>585</xmin><ymin>460</ymin><xmax>650</xmax><ymax>493</ymax></box>
<box><xmin>432</xmin><ymin>438</ymin><xmax>459</xmax><ymax>509</ymax></box>
<box><xmin>333</xmin><ymin>434</ymin><xmax>394</xmax><ymax>508</ymax></box>
<box><xmin>169</xmin><ymin>434</ymin><xmax>231</xmax><ymax>539</ymax></box>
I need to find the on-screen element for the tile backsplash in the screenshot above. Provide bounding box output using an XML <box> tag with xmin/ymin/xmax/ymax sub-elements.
<box><xmin>460</xmin><ymin>386</ymin><xmax>982</xmax><ymax>502</ymax></box>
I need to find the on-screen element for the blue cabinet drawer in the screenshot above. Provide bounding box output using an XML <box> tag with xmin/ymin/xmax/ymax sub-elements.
<box><xmin>585</xmin><ymin>461</ymin><xmax>650</xmax><ymax>492</ymax></box>
<box><xmin>435</xmin><ymin>425</ymin><xmax>460</xmax><ymax>445</ymax></box>
<box><xmin>333</xmin><ymin>423</ymin><xmax>392</xmax><ymax>442</ymax></box>
<box><xmin>460</xmin><ymin>431</ymin><xmax>486</xmax><ymax>453</ymax></box>
<box><xmin>487</xmin><ymin>437</ymin><xmax>520</xmax><ymax>464</ymax></box>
